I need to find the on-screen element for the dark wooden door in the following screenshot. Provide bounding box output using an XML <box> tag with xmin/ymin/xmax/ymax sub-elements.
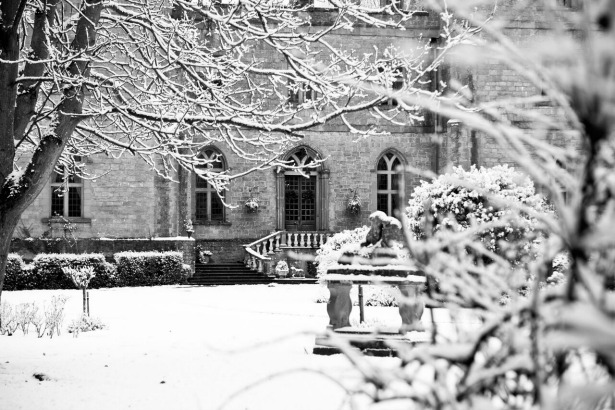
<box><xmin>284</xmin><ymin>174</ymin><xmax>316</xmax><ymax>231</ymax></box>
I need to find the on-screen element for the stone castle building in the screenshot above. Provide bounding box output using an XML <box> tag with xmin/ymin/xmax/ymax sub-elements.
<box><xmin>11</xmin><ymin>1</ymin><xmax>580</xmax><ymax>268</ymax></box>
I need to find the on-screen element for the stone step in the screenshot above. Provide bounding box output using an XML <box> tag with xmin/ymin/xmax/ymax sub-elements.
<box><xmin>187</xmin><ymin>278</ymin><xmax>272</xmax><ymax>285</ymax></box>
<box><xmin>189</xmin><ymin>262</ymin><xmax>272</xmax><ymax>285</ymax></box>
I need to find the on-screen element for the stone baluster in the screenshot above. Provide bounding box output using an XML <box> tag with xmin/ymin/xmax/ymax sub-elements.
<box><xmin>257</xmin><ymin>259</ymin><xmax>263</xmax><ymax>273</ymax></box>
<box><xmin>299</xmin><ymin>233</ymin><xmax>305</xmax><ymax>247</ymax></box>
<box><xmin>320</xmin><ymin>233</ymin><xmax>325</xmax><ymax>246</ymax></box>
<box><xmin>269</xmin><ymin>237</ymin><xmax>274</xmax><ymax>253</ymax></box>
<box><xmin>293</xmin><ymin>233</ymin><xmax>298</xmax><ymax>247</ymax></box>
<box><xmin>287</xmin><ymin>233</ymin><xmax>292</xmax><ymax>247</ymax></box>
<box><xmin>275</xmin><ymin>234</ymin><xmax>280</xmax><ymax>251</ymax></box>
<box><xmin>258</xmin><ymin>242</ymin><xmax>265</xmax><ymax>256</ymax></box>
<box><xmin>306</xmin><ymin>233</ymin><xmax>312</xmax><ymax>248</ymax></box>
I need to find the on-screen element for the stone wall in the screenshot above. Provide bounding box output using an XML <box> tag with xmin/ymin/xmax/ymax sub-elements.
<box><xmin>17</xmin><ymin>154</ymin><xmax>157</xmax><ymax>239</ymax></box>
<box><xmin>195</xmin><ymin>238</ymin><xmax>258</xmax><ymax>264</ymax></box>
<box><xmin>12</xmin><ymin>2</ymin><xmax>582</xmax><ymax>262</ymax></box>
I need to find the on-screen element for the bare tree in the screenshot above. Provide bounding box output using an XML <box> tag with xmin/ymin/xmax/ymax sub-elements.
<box><xmin>0</xmin><ymin>0</ymin><xmax>472</xmax><ymax>296</ymax></box>
<box><xmin>326</xmin><ymin>0</ymin><xmax>615</xmax><ymax>408</ymax></box>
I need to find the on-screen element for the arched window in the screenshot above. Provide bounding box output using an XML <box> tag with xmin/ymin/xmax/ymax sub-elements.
<box><xmin>376</xmin><ymin>151</ymin><xmax>402</xmax><ymax>216</ymax></box>
<box><xmin>194</xmin><ymin>148</ymin><xmax>225</xmax><ymax>222</ymax></box>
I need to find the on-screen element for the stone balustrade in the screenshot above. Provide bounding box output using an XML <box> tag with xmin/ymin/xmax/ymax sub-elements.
<box><xmin>244</xmin><ymin>230</ymin><xmax>330</xmax><ymax>275</ymax></box>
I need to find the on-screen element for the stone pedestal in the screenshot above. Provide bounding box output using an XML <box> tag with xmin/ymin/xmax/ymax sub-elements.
<box><xmin>397</xmin><ymin>283</ymin><xmax>424</xmax><ymax>333</ymax></box>
<box><xmin>326</xmin><ymin>282</ymin><xmax>352</xmax><ymax>329</ymax></box>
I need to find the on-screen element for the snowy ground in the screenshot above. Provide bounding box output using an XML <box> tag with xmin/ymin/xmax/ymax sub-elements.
<box><xmin>1</xmin><ymin>284</ymin><xmax>481</xmax><ymax>410</ymax></box>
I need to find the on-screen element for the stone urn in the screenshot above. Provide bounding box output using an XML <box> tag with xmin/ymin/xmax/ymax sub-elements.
<box><xmin>275</xmin><ymin>261</ymin><xmax>289</xmax><ymax>277</ymax></box>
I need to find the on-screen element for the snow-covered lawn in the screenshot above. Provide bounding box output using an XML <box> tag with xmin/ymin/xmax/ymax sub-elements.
<box><xmin>0</xmin><ymin>284</ymin><xmax>481</xmax><ymax>410</ymax></box>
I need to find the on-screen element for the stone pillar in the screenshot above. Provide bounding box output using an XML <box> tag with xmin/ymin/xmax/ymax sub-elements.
<box><xmin>326</xmin><ymin>282</ymin><xmax>352</xmax><ymax>329</ymax></box>
<box><xmin>397</xmin><ymin>283</ymin><xmax>424</xmax><ymax>334</ymax></box>
<box><xmin>319</xmin><ymin>169</ymin><xmax>330</xmax><ymax>231</ymax></box>
<box><xmin>440</xmin><ymin>119</ymin><xmax>471</xmax><ymax>172</ymax></box>
<box><xmin>275</xmin><ymin>168</ymin><xmax>285</xmax><ymax>230</ymax></box>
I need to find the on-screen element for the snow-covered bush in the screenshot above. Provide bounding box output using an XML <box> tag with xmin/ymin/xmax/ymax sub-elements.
<box><xmin>0</xmin><ymin>302</ymin><xmax>17</xmax><ymax>335</ymax></box>
<box><xmin>29</xmin><ymin>253</ymin><xmax>115</xmax><ymax>290</ymax></box>
<box><xmin>63</xmin><ymin>266</ymin><xmax>96</xmax><ymax>289</ymax></box>
<box><xmin>3</xmin><ymin>254</ymin><xmax>26</xmax><ymax>291</ymax></box>
<box><xmin>313</xmin><ymin>285</ymin><xmax>400</xmax><ymax>307</ymax></box>
<box><xmin>67</xmin><ymin>315</ymin><xmax>106</xmax><ymax>336</ymax></box>
<box><xmin>314</xmin><ymin>226</ymin><xmax>370</xmax><ymax>276</ymax></box>
<box><xmin>114</xmin><ymin>251</ymin><xmax>186</xmax><ymax>287</ymax></box>
<box><xmin>181</xmin><ymin>263</ymin><xmax>193</xmax><ymax>279</ymax></box>
<box><xmin>406</xmin><ymin>165</ymin><xmax>551</xmax><ymax>265</ymax></box>
<box><xmin>43</xmin><ymin>295</ymin><xmax>69</xmax><ymax>338</ymax></box>
<box><xmin>364</xmin><ymin>287</ymin><xmax>399</xmax><ymax>307</ymax></box>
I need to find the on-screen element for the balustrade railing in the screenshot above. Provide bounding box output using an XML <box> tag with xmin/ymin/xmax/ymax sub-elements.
<box><xmin>283</xmin><ymin>231</ymin><xmax>328</xmax><ymax>248</ymax></box>
<box><xmin>243</xmin><ymin>231</ymin><xmax>282</xmax><ymax>273</ymax></box>
<box><xmin>243</xmin><ymin>230</ymin><xmax>330</xmax><ymax>273</ymax></box>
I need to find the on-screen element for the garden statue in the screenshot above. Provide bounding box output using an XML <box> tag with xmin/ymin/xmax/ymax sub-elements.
<box><xmin>338</xmin><ymin>211</ymin><xmax>403</xmax><ymax>267</ymax></box>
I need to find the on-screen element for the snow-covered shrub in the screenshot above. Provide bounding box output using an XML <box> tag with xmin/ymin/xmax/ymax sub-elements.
<box><xmin>43</xmin><ymin>295</ymin><xmax>68</xmax><ymax>338</ymax></box>
<box><xmin>365</xmin><ymin>287</ymin><xmax>399</xmax><ymax>307</ymax></box>
<box><xmin>0</xmin><ymin>302</ymin><xmax>17</xmax><ymax>335</ymax></box>
<box><xmin>63</xmin><ymin>266</ymin><xmax>96</xmax><ymax>289</ymax></box>
<box><xmin>3</xmin><ymin>254</ymin><xmax>26</xmax><ymax>291</ymax></box>
<box><xmin>15</xmin><ymin>303</ymin><xmax>37</xmax><ymax>335</ymax></box>
<box><xmin>67</xmin><ymin>315</ymin><xmax>106</xmax><ymax>336</ymax></box>
<box><xmin>313</xmin><ymin>285</ymin><xmax>400</xmax><ymax>307</ymax></box>
<box><xmin>181</xmin><ymin>263</ymin><xmax>193</xmax><ymax>278</ymax></box>
<box><xmin>315</xmin><ymin>226</ymin><xmax>370</xmax><ymax>276</ymax></box>
<box><xmin>30</xmin><ymin>253</ymin><xmax>114</xmax><ymax>290</ymax></box>
<box><xmin>114</xmin><ymin>251</ymin><xmax>186</xmax><ymax>287</ymax></box>
<box><xmin>406</xmin><ymin>165</ymin><xmax>551</xmax><ymax>265</ymax></box>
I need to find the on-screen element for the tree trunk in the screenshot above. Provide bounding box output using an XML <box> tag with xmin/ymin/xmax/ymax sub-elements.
<box><xmin>0</xmin><ymin>210</ymin><xmax>20</xmax><ymax>304</ymax></box>
<box><xmin>0</xmin><ymin>0</ymin><xmax>103</xmax><ymax>300</ymax></box>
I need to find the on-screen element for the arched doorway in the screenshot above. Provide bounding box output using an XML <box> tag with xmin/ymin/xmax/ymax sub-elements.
<box><xmin>285</xmin><ymin>149</ymin><xmax>317</xmax><ymax>231</ymax></box>
<box><xmin>276</xmin><ymin>146</ymin><xmax>329</xmax><ymax>231</ymax></box>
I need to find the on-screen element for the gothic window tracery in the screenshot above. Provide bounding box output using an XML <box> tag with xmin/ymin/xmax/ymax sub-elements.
<box><xmin>194</xmin><ymin>148</ymin><xmax>226</xmax><ymax>222</ymax></box>
<box><xmin>376</xmin><ymin>151</ymin><xmax>402</xmax><ymax>216</ymax></box>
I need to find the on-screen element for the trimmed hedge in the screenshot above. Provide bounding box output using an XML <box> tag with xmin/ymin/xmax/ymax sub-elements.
<box><xmin>114</xmin><ymin>251</ymin><xmax>186</xmax><ymax>287</ymax></box>
<box><xmin>32</xmin><ymin>253</ymin><xmax>116</xmax><ymax>289</ymax></box>
<box><xmin>4</xmin><ymin>254</ymin><xmax>28</xmax><ymax>291</ymax></box>
<box><xmin>3</xmin><ymin>251</ymin><xmax>186</xmax><ymax>290</ymax></box>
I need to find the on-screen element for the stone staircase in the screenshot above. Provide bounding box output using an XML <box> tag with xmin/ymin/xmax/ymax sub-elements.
<box><xmin>187</xmin><ymin>262</ymin><xmax>273</xmax><ymax>286</ymax></box>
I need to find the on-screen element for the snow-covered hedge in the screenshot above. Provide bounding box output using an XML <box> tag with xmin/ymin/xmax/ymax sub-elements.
<box><xmin>406</xmin><ymin>165</ymin><xmax>551</xmax><ymax>263</ymax></box>
<box><xmin>114</xmin><ymin>251</ymin><xmax>186</xmax><ymax>287</ymax></box>
<box><xmin>3</xmin><ymin>254</ymin><xmax>28</xmax><ymax>291</ymax></box>
<box><xmin>32</xmin><ymin>253</ymin><xmax>115</xmax><ymax>289</ymax></box>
